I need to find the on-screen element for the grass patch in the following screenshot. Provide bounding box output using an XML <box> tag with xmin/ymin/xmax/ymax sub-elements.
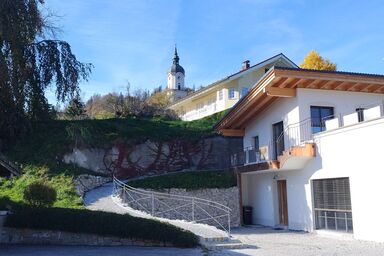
<box><xmin>5</xmin><ymin>207</ymin><xmax>199</xmax><ymax>247</ymax></box>
<box><xmin>127</xmin><ymin>170</ymin><xmax>237</xmax><ymax>190</ymax></box>
<box><xmin>0</xmin><ymin>165</ymin><xmax>83</xmax><ymax>209</ymax></box>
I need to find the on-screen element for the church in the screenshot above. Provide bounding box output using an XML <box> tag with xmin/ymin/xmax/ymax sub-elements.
<box><xmin>165</xmin><ymin>47</ymin><xmax>189</xmax><ymax>102</ymax></box>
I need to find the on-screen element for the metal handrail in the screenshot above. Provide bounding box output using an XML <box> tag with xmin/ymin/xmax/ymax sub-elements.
<box><xmin>112</xmin><ymin>176</ymin><xmax>232</xmax><ymax>237</ymax></box>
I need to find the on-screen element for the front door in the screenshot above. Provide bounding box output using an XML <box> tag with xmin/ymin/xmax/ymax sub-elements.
<box><xmin>273</xmin><ymin>121</ymin><xmax>284</xmax><ymax>159</ymax></box>
<box><xmin>277</xmin><ymin>180</ymin><xmax>288</xmax><ymax>225</ymax></box>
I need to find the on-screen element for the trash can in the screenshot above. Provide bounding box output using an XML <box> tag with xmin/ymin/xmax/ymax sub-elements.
<box><xmin>243</xmin><ymin>206</ymin><xmax>253</xmax><ymax>225</ymax></box>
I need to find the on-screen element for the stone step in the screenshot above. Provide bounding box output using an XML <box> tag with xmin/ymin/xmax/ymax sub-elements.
<box><xmin>201</xmin><ymin>238</ymin><xmax>246</xmax><ymax>250</ymax></box>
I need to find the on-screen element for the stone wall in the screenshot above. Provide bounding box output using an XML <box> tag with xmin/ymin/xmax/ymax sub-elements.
<box><xmin>120</xmin><ymin>186</ymin><xmax>240</xmax><ymax>228</ymax></box>
<box><xmin>63</xmin><ymin>136</ymin><xmax>242</xmax><ymax>179</ymax></box>
<box><xmin>0</xmin><ymin>228</ymin><xmax>173</xmax><ymax>247</ymax></box>
<box><xmin>74</xmin><ymin>175</ymin><xmax>111</xmax><ymax>197</ymax></box>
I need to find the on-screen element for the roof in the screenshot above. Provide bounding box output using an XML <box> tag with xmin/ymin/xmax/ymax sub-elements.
<box><xmin>214</xmin><ymin>66</ymin><xmax>384</xmax><ymax>135</ymax></box>
<box><xmin>169</xmin><ymin>53</ymin><xmax>298</xmax><ymax>107</ymax></box>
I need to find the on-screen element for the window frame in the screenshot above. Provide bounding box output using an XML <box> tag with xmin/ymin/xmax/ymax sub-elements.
<box><xmin>228</xmin><ymin>87</ymin><xmax>235</xmax><ymax>99</ymax></box>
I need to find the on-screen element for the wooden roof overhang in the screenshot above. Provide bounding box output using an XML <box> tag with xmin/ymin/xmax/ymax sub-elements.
<box><xmin>215</xmin><ymin>67</ymin><xmax>384</xmax><ymax>136</ymax></box>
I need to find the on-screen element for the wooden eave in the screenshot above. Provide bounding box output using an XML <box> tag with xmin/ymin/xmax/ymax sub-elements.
<box><xmin>216</xmin><ymin>67</ymin><xmax>384</xmax><ymax>134</ymax></box>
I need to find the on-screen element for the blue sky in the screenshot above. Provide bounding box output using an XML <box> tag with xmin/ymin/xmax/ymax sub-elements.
<box><xmin>45</xmin><ymin>0</ymin><xmax>384</xmax><ymax>103</ymax></box>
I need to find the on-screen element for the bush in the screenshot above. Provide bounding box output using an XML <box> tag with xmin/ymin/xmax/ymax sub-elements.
<box><xmin>23</xmin><ymin>181</ymin><xmax>57</xmax><ymax>207</ymax></box>
<box><xmin>127</xmin><ymin>170</ymin><xmax>237</xmax><ymax>190</ymax></box>
<box><xmin>5</xmin><ymin>207</ymin><xmax>199</xmax><ymax>247</ymax></box>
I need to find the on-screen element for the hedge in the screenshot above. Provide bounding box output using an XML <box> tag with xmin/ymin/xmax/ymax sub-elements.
<box><xmin>127</xmin><ymin>170</ymin><xmax>237</xmax><ymax>190</ymax></box>
<box><xmin>5</xmin><ymin>207</ymin><xmax>199</xmax><ymax>247</ymax></box>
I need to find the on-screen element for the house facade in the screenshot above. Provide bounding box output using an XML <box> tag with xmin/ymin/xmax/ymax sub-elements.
<box><xmin>168</xmin><ymin>54</ymin><xmax>297</xmax><ymax>121</ymax></box>
<box><xmin>215</xmin><ymin>67</ymin><xmax>384</xmax><ymax>242</ymax></box>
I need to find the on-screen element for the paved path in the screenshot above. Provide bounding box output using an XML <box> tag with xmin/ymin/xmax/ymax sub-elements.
<box><xmin>84</xmin><ymin>182</ymin><xmax>228</xmax><ymax>240</ymax></box>
<box><xmin>0</xmin><ymin>245</ymin><xmax>202</xmax><ymax>256</ymax></box>
<box><xmin>210</xmin><ymin>226</ymin><xmax>384</xmax><ymax>256</ymax></box>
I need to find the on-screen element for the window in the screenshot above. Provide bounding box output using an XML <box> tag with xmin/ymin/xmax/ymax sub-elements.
<box><xmin>228</xmin><ymin>88</ymin><xmax>235</xmax><ymax>99</ymax></box>
<box><xmin>265</xmin><ymin>68</ymin><xmax>269</xmax><ymax>73</ymax></box>
<box><xmin>310</xmin><ymin>106</ymin><xmax>334</xmax><ymax>133</ymax></box>
<box><xmin>218</xmin><ymin>90</ymin><xmax>223</xmax><ymax>100</ymax></box>
<box><xmin>254</xmin><ymin>136</ymin><xmax>259</xmax><ymax>150</ymax></box>
<box><xmin>313</xmin><ymin>178</ymin><xmax>353</xmax><ymax>233</ymax></box>
<box><xmin>177</xmin><ymin>83</ymin><xmax>181</xmax><ymax>90</ymax></box>
<box><xmin>356</xmin><ymin>108</ymin><xmax>365</xmax><ymax>122</ymax></box>
<box><xmin>240</xmin><ymin>87</ymin><xmax>248</xmax><ymax>98</ymax></box>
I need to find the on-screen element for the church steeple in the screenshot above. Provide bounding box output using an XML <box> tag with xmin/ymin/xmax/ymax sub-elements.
<box><xmin>167</xmin><ymin>46</ymin><xmax>187</xmax><ymax>101</ymax></box>
<box><xmin>173</xmin><ymin>46</ymin><xmax>179</xmax><ymax>64</ymax></box>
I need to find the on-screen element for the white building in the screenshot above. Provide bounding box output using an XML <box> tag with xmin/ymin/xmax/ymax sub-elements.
<box><xmin>215</xmin><ymin>67</ymin><xmax>384</xmax><ymax>242</ymax></box>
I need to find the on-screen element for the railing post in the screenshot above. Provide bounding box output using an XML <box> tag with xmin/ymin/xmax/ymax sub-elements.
<box><xmin>228</xmin><ymin>211</ymin><xmax>231</xmax><ymax>237</ymax></box>
<box><xmin>151</xmin><ymin>192</ymin><xmax>155</xmax><ymax>216</ymax></box>
<box><xmin>192</xmin><ymin>198</ymin><xmax>195</xmax><ymax>221</ymax></box>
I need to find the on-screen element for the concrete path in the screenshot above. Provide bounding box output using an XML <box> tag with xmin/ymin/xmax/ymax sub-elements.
<box><xmin>210</xmin><ymin>226</ymin><xmax>384</xmax><ymax>256</ymax></box>
<box><xmin>84</xmin><ymin>182</ymin><xmax>228</xmax><ymax>240</ymax></box>
<box><xmin>0</xmin><ymin>245</ymin><xmax>202</xmax><ymax>256</ymax></box>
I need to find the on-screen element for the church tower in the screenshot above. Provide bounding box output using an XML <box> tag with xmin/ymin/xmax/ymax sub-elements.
<box><xmin>167</xmin><ymin>46</ymin><xmax>188</xmax><ymax>101</ymax></box>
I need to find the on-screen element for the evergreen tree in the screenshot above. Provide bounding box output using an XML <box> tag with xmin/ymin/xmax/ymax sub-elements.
<box><xmin>65</xmin><ymin>95</ymin><xmax>86</xmax><ymax>119</ymax></box>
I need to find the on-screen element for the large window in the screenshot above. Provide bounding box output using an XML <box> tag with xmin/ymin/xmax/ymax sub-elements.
<box><xmin>310</xmin><ymin>106</ymin><xmax>334</xmax><ymax>133</ymax></box>
<box><xmin>228</xmin><ymin>88</ymin><xmax>235</xmax><ymax>99</ymax></box>
<box><xmin>313</xmin><ymin>178</ymin><xmax>353</xmax><ymax>233</ymax></box>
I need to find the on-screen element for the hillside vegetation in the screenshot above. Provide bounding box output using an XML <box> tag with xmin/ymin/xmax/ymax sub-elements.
<box><xmin>1</xmin><ymin>112</ymin><xmax>225</xmax><ymax>208</ymax></box>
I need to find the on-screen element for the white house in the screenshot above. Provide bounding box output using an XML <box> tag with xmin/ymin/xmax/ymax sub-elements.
<box><xmin>215</xmin><ymin>67</ymin><xmax>384</xmax><ymax>242</ymax></box>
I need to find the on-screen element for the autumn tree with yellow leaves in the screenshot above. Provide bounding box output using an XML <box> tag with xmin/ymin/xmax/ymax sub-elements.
<box><xmin>300</xmin><ymin>50</ymin><xmax>337</xmax><ymax>71</ymax></box>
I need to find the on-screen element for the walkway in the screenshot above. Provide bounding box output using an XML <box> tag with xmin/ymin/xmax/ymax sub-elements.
<box><xmin>84</xmin><ymin>182</ymin><xmax>228</xmax><ymax>240</ymax></box>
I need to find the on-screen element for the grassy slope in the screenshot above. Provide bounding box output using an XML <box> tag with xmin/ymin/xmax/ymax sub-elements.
<box><xmin>1</xmin><ymin>111</ymin><xmax>225</xmax><ymax>208</ymax></box>
<box><xmin>127</xmin><ymin>170</ymin><xmax>237</xmax><ymax>190</ymax></box>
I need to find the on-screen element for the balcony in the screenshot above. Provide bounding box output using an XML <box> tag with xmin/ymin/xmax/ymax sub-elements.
<box><xmin>231</xmin><ymin>119</ymin><xmax>316</xmax><ymax>173</ymax></box>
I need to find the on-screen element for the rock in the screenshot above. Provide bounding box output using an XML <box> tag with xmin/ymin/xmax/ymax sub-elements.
<box><xmin>74</xmin><ymin>175</ymin><xmax>111</xmax><ymax>197</ymax></box>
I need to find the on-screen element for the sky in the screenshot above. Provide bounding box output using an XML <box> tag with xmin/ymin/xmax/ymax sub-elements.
<box><xmin>44</xmin><ymin>0</ymin><xmax>384</xmax><ymax>104</ymax></box>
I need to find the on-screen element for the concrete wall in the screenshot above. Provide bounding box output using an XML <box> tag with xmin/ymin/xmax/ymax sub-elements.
<box><xmin>0</xmin><ymin>228</ymin><xmax>174</xmax><ymax>247</ymax></box>
<box><xmin>64</xmin><ymin>136</ymin><xmax>242</xmax><ymax>179</ymax></box>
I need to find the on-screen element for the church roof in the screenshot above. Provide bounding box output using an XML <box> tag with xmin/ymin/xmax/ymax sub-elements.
<box><xmin>169</xmin><ymin>46</ymin><xmax>185</xmax><ymax>75</ymax></box>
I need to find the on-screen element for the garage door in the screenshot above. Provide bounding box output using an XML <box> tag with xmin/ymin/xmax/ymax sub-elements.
<box><xmin>312</xmin><ymin>177</ymin><xmax>353</xmax><ymax>233</ymax></box>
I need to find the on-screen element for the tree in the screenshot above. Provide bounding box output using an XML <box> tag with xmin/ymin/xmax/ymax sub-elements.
<box><xmin>65</xmin><ymin>95</ymin><xmax>86</xmax><ymax>119</ymax></box>
<box><xmin>147</xmin><ymin>91</ymin><xmax>171</xmax><ymax>109</ymax></box>
<box><xmin>300</xmin><ymin>50</ymin><xmax>337</xmax><ymax>71</ymax></box>
<box><xmin>0</xmin><ymin>0</ymin><xmax>92</xmax><ymax>148</ymax></box>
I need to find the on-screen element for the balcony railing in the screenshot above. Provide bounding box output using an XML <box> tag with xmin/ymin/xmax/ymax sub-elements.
<box><xmin>324</xmin><ymin>102</ymin><xmax>384</xmax><ymax>131</ymax></box>
<box><xmin>182</xmin><ymin>103</ymin><xmax>217</xmax><ymax>121</ymax></box>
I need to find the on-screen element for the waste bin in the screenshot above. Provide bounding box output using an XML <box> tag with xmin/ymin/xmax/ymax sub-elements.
<box><xmin>243</xmin><ymin>206</ymin><xmax>253</xmax><ymax>225</ymax></box>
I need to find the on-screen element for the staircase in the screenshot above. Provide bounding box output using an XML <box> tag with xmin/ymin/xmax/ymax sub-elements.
<box><xmin>0</xmin><ymin>154</ymin><xmax>21</xmax><ymax>176</ymax></box>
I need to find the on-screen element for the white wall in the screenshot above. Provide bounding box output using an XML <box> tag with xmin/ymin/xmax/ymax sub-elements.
<box><xmin>297</xmin><ymin>88</ymin><xmax>384</xmax><ymax>121</ymax></box>
<box><xmin>242</xmin><ymin>172</ymin><xmax>278</xmax><ymax>226</ymax></box>
<box><xmin>244</xmin><ymin>97</ymin><xmax>299</xmax><ymax>150</ymax></box>
<box><xmin>242</xmin><ymin>89</ymin><xmax>384</xmax><ymax>242</ymax></box>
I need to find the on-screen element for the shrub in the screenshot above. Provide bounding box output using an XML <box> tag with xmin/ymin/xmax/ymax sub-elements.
<box><xmin>23</xmin><ymin>181</ymin><xmax>57</xmax><ymax>207</ymax></box>
<box><xmin>127</xmin><ymin>170</ymin><xmax>237</xmax><ymax>190</ymax></box>
<box><xmin>5</xmin><ymin>207</ymin><xmax>199</xmax><ymax>247</ymax></box>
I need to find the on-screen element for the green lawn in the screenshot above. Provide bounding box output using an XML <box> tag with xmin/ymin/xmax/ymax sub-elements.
<box><xmin>127</xmin><ymin>170</ymin><xmax>237</xmax><ymax>190</ymax></box>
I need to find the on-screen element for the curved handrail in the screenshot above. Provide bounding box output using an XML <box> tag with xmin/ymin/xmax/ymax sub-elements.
<box><xmin>113</xmin><ymin>176</ymin><xmax>232</xmax><ymax>236</ymax></box>
<box><xmin>113</xmin><ymin>177</ymin><xmax>232</xmax><ymax>212</ymax></box>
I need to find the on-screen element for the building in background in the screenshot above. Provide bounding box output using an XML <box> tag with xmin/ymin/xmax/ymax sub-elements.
<box><xmin>168</xmin><ymin>53</ymin><xmax>297</xmax><ymax>121</ymax></box>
